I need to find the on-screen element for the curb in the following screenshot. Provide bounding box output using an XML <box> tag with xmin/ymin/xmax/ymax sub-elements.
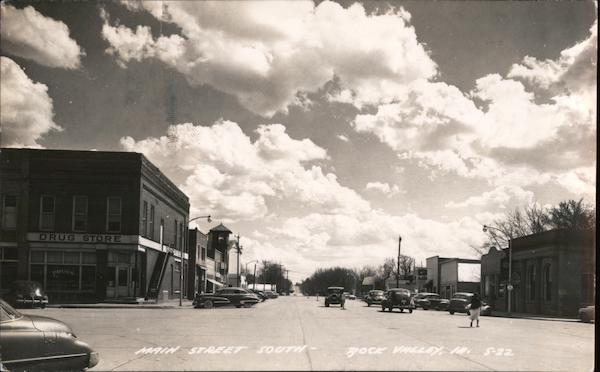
<box><xmin>489</xmin><ymin>313</ymin><xmax>580</xmax><ymax>323</ymax></box>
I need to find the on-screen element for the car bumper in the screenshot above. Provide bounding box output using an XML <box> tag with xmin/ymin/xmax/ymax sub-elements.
<box><xmin>89</xmin><ymin>352</ymin><xmax>100</xmax><ymax>368</ymax></box>
<box><xmin>16</xmin><ymin>298</ymin><xmax>49</xmax><ymax>306</ymax></box>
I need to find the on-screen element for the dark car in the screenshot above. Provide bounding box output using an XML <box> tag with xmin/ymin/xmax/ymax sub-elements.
<box><xmin>4</xmin><ymin>281</ymin><xmax>49</xmax><ymax>308</ymax></box>
<box><xmin>325</xmin><ymin>286</ymin><xmax>344</xmax><ymax>307</ymax></box>
<box><xmin>448</xmin><ymin>292</ymin><xmax>492</xmax><ymax>315</ymax></box>
<box><xmin>265</xmin><ymin>291</ymin><xmax>279</xmax><ymax>299</ymax></box>
<box><xmin>365</xmin><ymin>290</ymin><xmax>385</xmax><ymax>307</ymax></box>
<box><xmin>249</xmin><ymin>289</ymin><xmax>268</xmax><ymax>302</ymax></box>
<box><xmin>381</xmin><ymin>288</ymin><xmax>415</xmax><ymax>313</ymax></box>
<box><xmin>0</xmin><ymin>299</ymin><xmax>99</xmax><ymax>371</ymax></box>
<box><xmin>193</xmin><ymin>287</ymin><xmax>260</xmax><ymax>308</ymax></box>
<box><xmin>414</xmin><ymin>292</ymin><xmax>448</xmax><ymax>310</ymax></box>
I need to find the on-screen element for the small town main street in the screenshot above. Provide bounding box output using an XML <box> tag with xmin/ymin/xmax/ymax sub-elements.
<box><xmin>20</xmin><ymin>296</ymin><xmax>594</xmax><ymax>371</ymax></box>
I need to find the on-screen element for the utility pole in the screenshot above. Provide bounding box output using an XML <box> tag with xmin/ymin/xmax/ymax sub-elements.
<box><xmin>235</xmin><ymin>235</ymin><xmax>241</xmax><ymax>287</ymax></box>
<box><xmin>253</xmin><ymin>262</ymin><xmax>257</xmax><ymax>290</ymax></box>
<box><xmin>397</xmin><ymin>236</ymin><xmax>402</xmax><ymax>288</ymax></box>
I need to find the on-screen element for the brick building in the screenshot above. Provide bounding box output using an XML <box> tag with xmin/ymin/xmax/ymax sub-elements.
<box><xmin>0</xmin><ymin>148</ymin><xmax>189</xmax><ymax>303</ymax></box>
<box><xmin>480</xmin><ymin>229</ymin><xmax>595</xmax><ymax>317</ymax></box>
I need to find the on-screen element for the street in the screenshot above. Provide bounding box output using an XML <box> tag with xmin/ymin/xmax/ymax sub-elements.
<box><xmin>20</xmin><ymin>296</ymin><xmax>594</xmax><ymax>371</ymax></box>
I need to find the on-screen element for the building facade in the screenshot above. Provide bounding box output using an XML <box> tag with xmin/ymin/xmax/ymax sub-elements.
<box><xmin>426</xmin><ymin>256</ymin><xmax>481</xmax><ymax>299</ymax></box>
<box><xmin>480</xmin><ymin>229</ymin><xmax>595</xmax><ymax>317</ymax></box>
<box><xmin>0</xmin><ymin>148</ymin><xmax>189</xmax><ymax>303</ymax></box>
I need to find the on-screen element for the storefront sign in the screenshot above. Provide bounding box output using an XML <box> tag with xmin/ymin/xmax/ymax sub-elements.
<box><xmin>28</xmin><ymin>232</ymin><xmax>137</xmax><ymax>244</ymax></box>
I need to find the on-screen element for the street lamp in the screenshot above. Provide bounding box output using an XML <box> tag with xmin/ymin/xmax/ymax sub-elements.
<box><xmin>245</xmin><ymin>260</ymin><xmax>258</xmax><ymax>289</ymax></box>
<box><xmin>483</xmin><ymin>224</ymin><xmax>512</xmax><ymax>316</ymax></box>
<box><xmin>397</xmin><ymin>236</ymin><xmax>402</xmax><ymax>288</ymax></box>
<box><xmin>182</xmin><ymin>215</ymin><xmax>212</xmax><ymax>306</ymax></box>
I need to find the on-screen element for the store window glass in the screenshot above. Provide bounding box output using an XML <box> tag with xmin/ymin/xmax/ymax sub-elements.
<box><xmin>82</xmin><ymin>252</ymin><xmax>96</xmax><ymax>264</ymax></box>
<box><xmin>543</xmin><ymin>264</ymin><xmax>552</xmax><ymax>302</ymax></box>
<box><xmin>106</xmin><ymin>266</ymin><xmax>116</xmax><ymax>287</ymax></box>
<box><xmin>81</xmin><ymin>266</ymin><xmax>96</xmax><ymax>290</ymax></box>
<box><xmin>31</xmin><ymin>264</ymin><xmax>44</xmax><ymax>284</ymax></box>
<box><xmin>47</xmin><ymin>251</ymin><xmax>62</xmax><ymax>264</ymax></box>
<box><xmin>47</xmin><ymin>265</ymin><xmax>79</xmax><ymax>291</ymax></box>
<box><xmin>64</xmin><ymin>252</ymin><xmax>80</xmax><ymax>264</ymax></box>
<box><xmin>149</xmin><ymin>205</ymin><xmax>155</xmax><ymax>240</ymax></box>
<box><xmin>31</xmin><ymin>251</ymin><xmax>45</xmax><ymax>263</ymax></box>
<box><xmin>142</xmin><ymin>201</ymin><xmax>148</xmax><ymax>237</ymax></box>
<box><xmin>2</xmin><ymin>195</ymin><xmax>17</xmax><ymax>230</ymax></box>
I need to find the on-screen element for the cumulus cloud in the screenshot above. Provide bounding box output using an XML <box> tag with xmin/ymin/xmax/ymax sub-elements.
<box><xmin>120</xmin><ymin>120</ymin><xmax>368</xmax><ymax>221</ymax></box>
<box><xmin>351</xmin><ymin>18</ymin><xmax>597</xmax><ymax>198</ymax></box>
<box><xmin>365</xmin><ymin>182</ymin><xmax>402</xmax><ymax>197</ymax></box>
<box><xmin>0</xmin><ymin>57</ymin><xmax>62</xmax><ymax>147</ymax></box>
<box><xmin>445</xmin><ymin>185</ymin><xmax>534</xmax><ymax>209</ymax></box>
<box><xmin>0</xmin><ymin>3</ymin><xmax>83</xmax><ymax>69</ymax></box>
<box><xmin>101</xmin><ymin>1</ymin><xmax>436</xmax><ymax>116</ymax></box>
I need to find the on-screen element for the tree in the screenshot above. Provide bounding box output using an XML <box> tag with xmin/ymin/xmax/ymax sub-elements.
<box><xmin>548</xmin><ymin>199</ymin><xmax>595</xmax><ymax>231</ymax></box>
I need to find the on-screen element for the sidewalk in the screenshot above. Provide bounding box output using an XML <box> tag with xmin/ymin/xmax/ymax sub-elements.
<box><xmin>48</xmin><ymin>298</ymin><xmax>195</xmax><ymax>309</ymax></box>
<box><xmin>490</xmin><ymin>311</ymin><xmax>580</xmax><ymax>323</ymax></box>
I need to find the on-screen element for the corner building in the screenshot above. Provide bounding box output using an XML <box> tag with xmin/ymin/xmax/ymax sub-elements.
<box><xmin>0</xmin><ymin>148</ymin><xmax>189</xmax><ymax>303</ymax></box>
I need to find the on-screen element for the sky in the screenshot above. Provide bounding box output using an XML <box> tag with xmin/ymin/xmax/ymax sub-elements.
<box><xmin>1</xmin><ymin>1</ymin><xmax>597</xmax><ymax>283</ymax></box>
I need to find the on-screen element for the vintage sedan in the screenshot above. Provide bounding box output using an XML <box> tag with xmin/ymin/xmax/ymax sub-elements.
<box><xmin>4</xmin><ymin>281</ymin><xmax>49</xmax><ymax>309</ymax></box>
<box><xmin>0</xmin><ymin>299</ymin><xmax>99</xmax><ymax>371</ymax></box>
<box><xmin>249</xmin><ymin>289</ymin><xmax>268</xmax><ymax>302</ymax></box>
<box><xmin>448</xmin><ymin>292</ymin><xmax>492</xmax><ymax>316</ymax></box>
<box><xmin>381</xmin><ymin>288</ymin><xmax>415</xmax><ymax>313</ymax></box>
<box><xmin>325</xmin><ymin>287</ymin><xmax>344</xmax><ymax>307</ymax></box>
<box><xmin>365</xmin><ymin>290</ymin><xmax>385</xmax><ymax>307</ymax></box>
<box><xmin>414</xmin><ymin>292</ymin><xmax>448</xmax><ymax>310</ymax></box>
<box><xmin>193</xmin><ymin>287</ymin><xmax>260</xmax><ymax>309</ymax></box>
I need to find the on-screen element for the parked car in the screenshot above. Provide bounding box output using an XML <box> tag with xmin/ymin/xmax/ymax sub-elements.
<box><xmin>342</xmin><ymin>292</ymin><xmax>356</xmax><ymax>300</ymax></box>
<box><xmin>249</xmin><ymin>289</ymin><xmax>268</xmax><ymax>302</ymax></box>
<box><xmin>365</xmin><ymin>290</ymin><xmax>385</xmax><ymax>307</ymax></box>
<box><xmin>265</xmin><ymin>291</ymin><xmax>279</xmax><ymax>299</ymax></box>
<box><xmin>448</xmin><ymin>292</ymin><xmax>492</xmax><ymax>315</ymax></box>
<box><xmin>193</xmin><ymin>288</ymin><xmax>260</xmax><ymax>309</ymax></box>
<box><xmin>414</xmin><ymin>292</ymin><xmax>448</xmax><ymax>310</ymax></box>
<box><xmin>325</xmin><ymin>287</ymin><xmax>344</xmax><ymax>307</ymax></box>
<box><xmin>0</xmin><ymin>299</ymin><xmax>99</xmax><ymax>371</ymax></box>
<box><xmin>578</xmin><ymin>305</ymin><xmax>595</xmax><ymax>323</ymax></box>
<box><xmin>381</xmin><ymin>288</ymin><xmax>415</xmax><ymax>313</ymax></box>
<box><xmin>4</xmin><ymin>280</ymin><xmax>48</xmax><ymax>308</ymax></box>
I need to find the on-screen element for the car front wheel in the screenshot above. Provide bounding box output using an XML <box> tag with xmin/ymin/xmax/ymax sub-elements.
<box><xmin>409</xmin><ymin>309</ymin><xmax>413</xmax><ymax>314</ymax></box>
<box><xmin>204</xmin><ymin>300</ymin><xmax>214</xmax><ymax>309</ymax></box>
<box><xmin>449</xmin><ymin>310</ymin><xmax>454</xmax><ymax>315</ymax></box>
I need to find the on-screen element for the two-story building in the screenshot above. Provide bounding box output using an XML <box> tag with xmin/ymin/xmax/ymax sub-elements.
<box><xmin>187</xmin><ymin>223</ymin><xmax>233</xmax><ymax>295</ymax></box>
<box><xmin>0</xmin><ymin>148</ymin><xmax>189</xmax><ymax>303</ymax></box>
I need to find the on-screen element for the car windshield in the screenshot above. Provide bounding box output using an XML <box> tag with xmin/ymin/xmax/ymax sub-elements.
<box><xmin>370</xmin><ymin>290</ymin><xmax>383</xmax><ymax>295</ymax></box>
<box><xmin>328</xmin><ymin>288</ymin><xmax>343</xmax><ymax>294</ymax></box>
<box><xmin>0</xmin><ymin>300</ymin><xmax>22</xmax><ymax>322</ymax></box>
<box><xmin>452</xmin><ymin>293</ymin><xmax>472</xmax><ymax>300</ymax></box>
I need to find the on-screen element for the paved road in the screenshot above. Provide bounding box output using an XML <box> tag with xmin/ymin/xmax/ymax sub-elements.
<box><xmin>21</xmin><ymin>296</ymin><xmax>594</xmax><ymax>371</ymax></box>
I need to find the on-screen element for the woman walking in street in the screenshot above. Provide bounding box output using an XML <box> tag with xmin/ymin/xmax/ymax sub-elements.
<box><xmin>469</xmin><ymin>293</ymin><xmax>482</xmax><ymax>327</ymax></box>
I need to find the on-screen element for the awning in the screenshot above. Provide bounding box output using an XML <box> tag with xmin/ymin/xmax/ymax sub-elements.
<box><xmin>207</xmin><ymin>278</ymin><xmax>224</xmax><ymax>287</ymax></box>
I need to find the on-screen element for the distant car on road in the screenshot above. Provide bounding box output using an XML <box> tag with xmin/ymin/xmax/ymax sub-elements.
<box><xmin>193</xmin><ymin>288</ymin><xmax>259</xmax><ymax>309</ymax></box>
<box><xmin>381</xmin><ymin>288</ymin><xmax>415</xmax><ymax>313</ymax></box>
<box><xmin>249</xmin><ymin>289</ymin><xmax>268</xmax><ymax>302</ymax></box>
<box><xmin>3</xmin><ymin>281</ymin><xmax>48</xmax><ymax>308</ymax></box>
<box><xmin>342</xmin><ymin>292</ymin><xmax>356</xmax><ymax>300</ymax></box>
<box><xmin>365</xmin><ymin>290</ymin><xmax>385</xmax><ymax>307</ymax></box>
<box><xmin>578</xmin><ymin>305</ymin><xmax>595</xmax><ymax>323</ymax></box>
<box><xmin>0</xmin><ymin>299</ymin><xmax>99</xmax><ymax>371</ymax></box>
<box><xmin>413</xmin><ymin>292</ymin><xmax>448</xmax><ymax>310</ymax></box>
<box><xmin>325</xmin><ymin>287</ymin><xmax>344</xmax><ymax>307</ymax></box>
<box><xmin>448</xmin><ymin>292</ymin><xmax>491</xmax><ymax>316</ymax></box>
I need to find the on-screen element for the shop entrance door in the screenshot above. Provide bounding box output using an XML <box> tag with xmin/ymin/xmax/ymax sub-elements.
<box><xmin>116</xmin><ymin>266</ymin><xmax>131</xmax><ymax>297</ymax></box>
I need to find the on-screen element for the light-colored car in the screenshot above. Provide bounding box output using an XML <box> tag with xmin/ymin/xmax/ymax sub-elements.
<box><xmin>578</xmin><ymin>305</ymin><xmax>595</xmax><ymax>323</ymax></box>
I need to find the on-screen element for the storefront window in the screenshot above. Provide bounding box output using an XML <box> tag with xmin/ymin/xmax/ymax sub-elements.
<box><xmin>31</xmin><ymin>264</ymin><xmax>44</xmax><ymax>285</ymax></box>
<box><xmin>64</xmin><ymin>252</ymin><xmax>80</xmax><ymax>264</ymax></box>
<box><xmin>82</xmin><ymin>266</ymin><xmax>96</xmax><ymax>290</ymax></box>
<box><xmin>47</xmin><ymin>251</ymin><xmax>62</xmax><ymax>264</ymax></box>
<box><xmin>47</xmin><ymin>265</ymin><xmax>80</xmax><ymax>291</ymax></box>
<box><xmin>31</xmin><ymin>251</ymin><xmax>45</xmax><ymax>263</ymax></box>
<box><xmin>82</xmin><ymin>252</ymin><xmax>96</xmax><ymax>264</ymax></box>
<box><xmin>107</xmin><ymin>197</ymin><xmax>122</xmax><ymax>232</ymax></box>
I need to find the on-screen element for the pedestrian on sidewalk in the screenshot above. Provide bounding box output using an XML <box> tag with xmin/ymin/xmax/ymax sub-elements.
<box><xmin>469</xmin><ymin>293</ymin><xmax>482</xmax><ymax>327</ymax></box>
<box><xmin>340</xmin><ymin>294</ymin><xmax>346</xmax><ymax>310</ymax></box>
